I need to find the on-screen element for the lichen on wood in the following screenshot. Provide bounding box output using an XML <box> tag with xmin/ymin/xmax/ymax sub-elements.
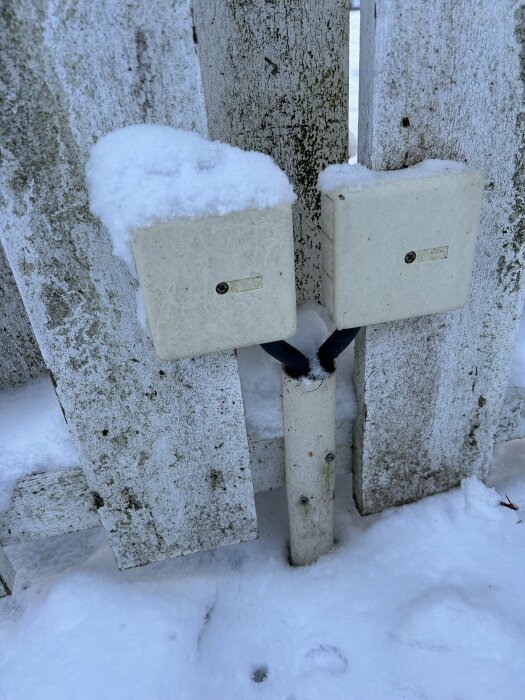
<box><xmin>0</xmin><ymin>243</ymin><xmax>47</xmax><ymax>389</ymax></box>
<box><xmin>192</xmin><ymin>0</ymin><xmax>349</xmax><ymax>302</ymax></box>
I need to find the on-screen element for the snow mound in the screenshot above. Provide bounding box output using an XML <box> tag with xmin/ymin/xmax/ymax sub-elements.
<box><xmin>317</xmin><ymin>159</ymin><xmax>468</xmax><ymax>194</ymax></box>
<box><xmin>461</xmin><ymin>476</ymin><xmax>503</xmax><ymax>521</ymax></box>
<box><xmin>0</xmin><ymin>376</ymin><xmax>79</xmax><ymax>512</ymax></box>
<box><xmin>394</xmin><ymin>586</ymin><xmax>523</xmax><ymax>658</ymax></box>
<box><xmin>86</xmin><ymin>124</ymin><xmax>296</xmax><ymax>272</ymax></box>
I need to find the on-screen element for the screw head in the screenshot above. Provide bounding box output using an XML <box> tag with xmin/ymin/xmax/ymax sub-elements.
<box><xmin>216</xmin><ymin>282</ymin><xmax>229</xmax><ymax>295</ymax></box>
<box><xmin>326</xmin><ymin>452</ymin><xmax>336</xmax><ymax>463</ymax></box>
<box><xmin>405</xmin><ymin>251</ymin><xmax>416</xmax><ymax>264</ymax></box>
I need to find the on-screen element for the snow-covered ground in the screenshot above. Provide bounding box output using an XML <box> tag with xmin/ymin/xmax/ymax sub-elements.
<box><xmin>1</xmin><ymin>306</ymin><xmax>524</xmax><ymax>700</ymax></box>
<box><xmin>2</xmin><ymin>10</ymin><xmax>525</xmax><ymax>699</ymax></box>
<box><xmin>1</xmin><ymin>443</ymin><xmax>524</xmax><ymax>699</ymax></box>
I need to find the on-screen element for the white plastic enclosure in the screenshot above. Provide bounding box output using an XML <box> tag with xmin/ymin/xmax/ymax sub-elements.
<box><xmin>131</xmin><ymin>204</ymin><xmax>296</xmax><ymax>360</ymax></box>
<box><xmin>320</xmin><ymin>167</ymin><xmax>484</xmax><ymax>329</ymax></box>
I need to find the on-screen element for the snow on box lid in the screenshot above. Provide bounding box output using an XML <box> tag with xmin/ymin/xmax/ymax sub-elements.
<box><xmin>317</xmin><ymin>159</ymin><xmax>469</xmax><ymax>194</ymax></box>
<box><xmin>86</xmin><ymin>124</ymin><xmax>296</xmax><ymax>273</ymax></box>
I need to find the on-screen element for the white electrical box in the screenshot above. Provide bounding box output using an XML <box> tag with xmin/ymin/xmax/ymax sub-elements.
<box><xmin>319</xmin><ymin>164</ymin><xmax>484</xmax><ymax>329</ymax></box>
<box><xmin>131</xmin><ymin>204</ymin><xmax>296</xmax><ymax>360</ymax></box>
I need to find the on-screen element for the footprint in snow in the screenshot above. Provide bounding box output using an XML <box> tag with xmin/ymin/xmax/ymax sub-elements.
<box><xmin>251</xmin><ymin>665</ymin><xmax>268</xmax><ymax>684</ymax></box>
<box><xmin>304</xmin><ymin>644</ymin><xmax>348</xmax><ymax>674</ymax></box>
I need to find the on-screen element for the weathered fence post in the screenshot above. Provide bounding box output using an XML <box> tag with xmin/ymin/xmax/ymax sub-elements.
<box><xmin>193</xmin><ymin>1</ymin><xmax>349</xmax><ymax>301</ymax></box>
<box><xmin>354</xmin><ymin>0</ymin><xmax>525</xmax><ymax>513</ymax></box>
<box><xmin>0</xmin><ymin>0</ymin><xmax>257</xmax><ymax>569</ymax></box>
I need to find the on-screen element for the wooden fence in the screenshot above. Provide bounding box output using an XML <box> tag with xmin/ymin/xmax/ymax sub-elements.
<box><xmin>1</xmin><ymin>0</ymin><xmax>524</xmax><ymax>595</ymax></box>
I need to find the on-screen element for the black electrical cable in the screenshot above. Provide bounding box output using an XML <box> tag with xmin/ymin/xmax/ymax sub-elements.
<box><xmin>317</xmin><ymin>327</ymin><xmax>361</xmax><ymax>374</ymax></box>
<box><xmin>261</xmin><ymin>326</ymin><xmax>360</xmax><ymax>379</ymax></box>
<box><xmin>260</xmin><ymin>340</ymin><xmax>311</xmax><ymax>379</ymax></box>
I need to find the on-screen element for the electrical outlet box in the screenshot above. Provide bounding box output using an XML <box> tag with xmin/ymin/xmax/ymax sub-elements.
<box><xmin>320</xmin><ymin>164</ymin><xmax>484</xmax><ymax>329</ymax></box>
<box><xmin>131</xmin><ymin>204</ymin><xmax>296</xmax><ymax>360</ymax></box>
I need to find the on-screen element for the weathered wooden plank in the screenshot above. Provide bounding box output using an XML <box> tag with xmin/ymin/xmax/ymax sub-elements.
<box><xmin>0</xmin><ymin>547</ymin><xmax>15</xmax><ymax>597</ymax></box>
<box><xmin>0</xmin><ymin>243</ymin><xmax>47</xmax><ymax>389</ymax></box>
<box><xmin>0</xmin><ymin>0</ymin><xmax>257</xmax><ymax>569</ymax></box>
<box><xmin>193</xmin><ymin>0</ymin><xmax>349</xmax><ymax>302</ymax></box>
<box><xmin>0</xmin><ymin>470</ymin><xmax>99</xmax><ymax>547</ymax></box>
<box><xmin>0</xmin><ymin>418</ymin><xmax>355</xmax><ymax>547</ymax></box>
<box><xmin>354</xmin><ymin>0</ymin><xmax>525</xmax><ymax>513</ymax></box>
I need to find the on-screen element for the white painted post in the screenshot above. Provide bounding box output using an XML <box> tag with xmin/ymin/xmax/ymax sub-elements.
<box><xmin>192</xmin><ymin>0</ymin><xmax>350</xmax><ymax>301</ymax></box>
<box><xmin>283</xmin><ymin>371</ymin><xmax>336</xmax><ymax>566</ymax></box>
<box><xmin>354</xmin><ymin>0</ymin><xmax>525</xmax><ymax>513</ymax></box>
<box><xmin>0</xmin><ymin>0</ymin><xmax>257</xmax><ymax>569</ymax></box>
<box><xmin>0</xmin><ymin>547</ymin><xmax>15</xmax><ymax>597</ymax></box>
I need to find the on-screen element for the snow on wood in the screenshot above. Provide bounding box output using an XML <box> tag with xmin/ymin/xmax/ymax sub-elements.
<box><xmin>192</xmin><ymin>0</ymin><xmax>349</xmax><ymax>302</ymax></box>
<box><xmin>0</xmin><ymin>244</ymin><xmax>47</xmax><ymax>389</ymax></box>
<box><xmin>354</xmin><ymin>0</ymin><xmax>525</xmax><ymax>513</ymax></box>
<box><xmin>0</xmin><ymin>0</ymin><xmax>257</xmax><ymax>569</ymax></box>
<box><xmin>0</xmin><ymin>375</ymin><xmax>80</xmax><ymax>507</ymax></box>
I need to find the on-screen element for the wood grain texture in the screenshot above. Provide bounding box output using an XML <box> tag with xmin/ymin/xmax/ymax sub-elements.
<box><xmin>354</xmin><ymin>0</ymin><xmax>525</xmax><ymax>513</ymax></box>
<box><xmin>0</xmin><ymin>0</ymin><xmax>257</xmax><ymax>569</ymax></box>
<box><xmin>193</xmin><ymin>0</ymin><xmax>349</xmax><ymax>302</ymax></box>
<box><xmin>0</xmin><ymin>243</ymin><xmax>47</xmax><ymax>389</ymax></box>
<box><xmin>0</xmin><ymin>470</ymin><xmax>99</xmax><ymax>547</ymax></box>
<box><xmin>0</xmin><ymin>547</ymin><xmax>15</xmax><ymax>597</ymax></box>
